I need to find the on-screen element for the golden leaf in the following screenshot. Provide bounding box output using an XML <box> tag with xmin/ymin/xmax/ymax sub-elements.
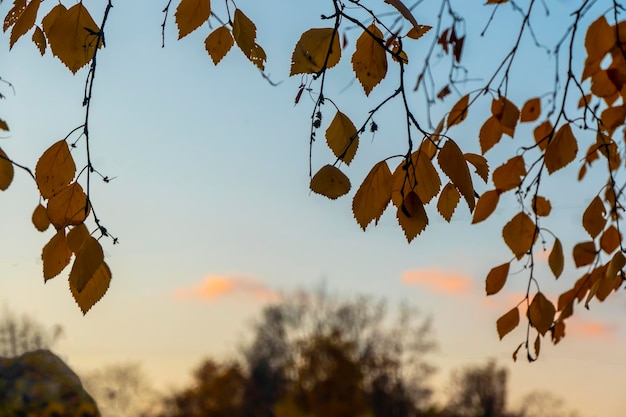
<box><xmin>43</xmin><ymin>3</ymin><xmax>101</xmax><ymax>73</ymax></box>
<box><xmin>531</xmin><ymin>195</ymin><xmax>551</xmax><ymax>217</ymax></box>
<box><xmin>471</xmin><ymin>190</ymin><xmax>499</xmax><ymax>224</ymax></box>
<box><xmin>548</xmin><ymin>238</ymin><xmax>564</xmax><ymax>279</ymax></box>
<box><xmin>232</xmin><ymin>9</ymin><xmax>265</xmax><ymax>70</ymax></box>
<box><xmin>573</xmin><ymin>241</ymin><xmax>596</xmax><ymax>267</ymax></box>
<box><xmin>0</xmin><ymin>147</ymin><xmax>14</xmax><ymax>191</ymax></box>
<box><xmin>544</xmin><ymin>124</ymin><xmax>578</xmax><ymax>174</ymax></box>
<box><xmin>69</xmin><ymin>236</ymin><xmax>104</xmax><ymax>293</ymax></box>
<box><xmin>464</xmin><ymin>153</ymin><xmax>489</xmax><ymax>183</ymax></box>
<box><xmin>486</xmin><ymin>262</ymin><xmax>509</xmax><ymax>295</ymax></box>
<box><xmin>502</xmin><ymin>212</ymin><xmax>536</xmax><ymax>259</ymax></box>
<box><xmin>396</xmin><ymin>191</ymin><xmax>428</xmax><ymax>242</ymax></box>
<box><xmin>590</xmin><ymin>70</ymin><xmax>617</xmax><ymax>99</ymax></box>
<box><xmin>437</xmin><ymin>139</ymin><xmax>475</xmax><ymax>211</ymax></box>
<box><xmin>557</xmin><ymin>289</ymin><xmax>575</xmax><ymax>312</ymax></box>
<box><xmin>32</xmin><ymin>203</ymin><xmax>50</xmax><ymax>232</ymax></box>
<box><xmin>447</xmin><ymin>94</ymin><xmax>469</xmax><ymax>127</ymax></box>
<box><xmin>533</xmin><ymin>120</ymin><xmax>552</xmax><ymax>151</ymax></box>
<box><xmin>326</xmin><ymin>111</ymin><xmax>359</xmax><ymax>165</ymax></box>
<box><xmin>528</xmin><ymin>292</ymin><xmax>555</xmax><ymax>335</ymax></box>
<box><xmin>42</xmin><ymin>229</ymin><xmax>71</xmax><ymax>281</ymax></box>
<box><xmin>600</xmin><ymin>225</ymin><xmax>620</xmax><ymax>254</ymax></box>
<box><xmin>290</xmin><ymin>28</ymin><xmax>341</xmax><ymax>75</ymax></box>
<box><xmin>406</xmin><ymin>25</ymin><xmax>431</xmax><ymax>40</ymax></box>
<box><xmin>35</xmin><ymin>140</ymin><xmax>76</xmax><ymax>199</ymax></box>
<box><xmin>584</xmin><ymin>16</ymin><xmax>615</xmax><ymax>72</ymax></box>
<box><xmin>496</xmin><ymin>307</ymin><xmax>519</xmax><ymax>340</ymax></box>
<box><xmin>606</xmin><ymin>251</ymin><xmax>625</xmax><ymax>282</ymax></box>
<box><xmin>3</xmin><ymin>0</ymin><xmax>26</xmax><ymax>32</ymax></box>
<box><xmin>551</xmin><ymin>321</ymin><xmax>565</xmax><ymax>344</ymax></box>
<box><xmin>479</xmin><ymin>116</ymin><xmax>503</xmax><ymax>154</ymax></box>
<box><xmin>46</xmin><ymin>182</ymin><xmax>89</xmax><ymax>229</ymax></box>
<box><xmin>600</xmin><ymin>105</ymin><xmax>626</xmax><ymax>136</ymax></box>
<box><xmin>437</xmin><ymin>182</ymin><xmax>460</xmax><ymax>222</ymax></box>
<box><xmin>520</xmin><ymin>97</ymin><xmax>541</xmax><ymax>122</ymax></box>
<box><xmin>352</xmin><ymin>24</ymin><xmax>387</xmax><ymax>96</ymax></box>
<box><xmin>71</xmin><ymin>261</ymin><xmax>111</xmax><ymax>315</ymax></box>
<box><xmin>582</xmin><ymin>196</ymin><xmax>606</xmax><ymax>238</ymax></box>
<box><xmin>204</xmin><ymin>26</ymin><xmax>233</xmax><ymax>65</ymax></box>
<box><xmin>492</xmin><ymin>155</ymin><xmax>526</xmax><ymax>192</ymax></box>
<box><xmin>31</xmin><ymin>24</ymin><xmax>45</xmax><ymax>55</ymax></box>
<box><xmin>9</xmin><ymin>0</ymin><xmax>40</xmax><ymax>49</ymax></box>
<box><xmin>391</xmin><ymin>150</ymin><xmax>441</xmax><ymax>206</ymax></box>
<box><xmin>352</xmin><ymin>161</ymin><xmax>393</xmax><ymax>230</ymax></box>
<box><xmin>67</xmin><ymin>223</ymin><xmax>90</xmax><ymax>252</ymax></box>
<box><xmin>310</xmin><ymin>165</ymin><xmax>350</xmax><ymax>200</ymax></box>
<box><xmin>175</xmin><ymin>0</ymin><xmax>210</xmax><ymax>39</ymax></box>
<box><xmin>491</xmin><ymin>97</ymin><xmax>519</xmax><ymax>137</ymax></box>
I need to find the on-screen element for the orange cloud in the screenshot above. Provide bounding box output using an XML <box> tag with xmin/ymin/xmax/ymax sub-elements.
<box><xmin>174</xmin><ymin>275</ymin><xmax>279</xmax><ymax>302</ymax></box>
<box><xmin>401</xmin><ymin>269</ymin><xmax>473</xmax><ymax>295</ymax></box>
<box><xmin>567</xmin><ymin>319</ymin><xmax>618</xmax><ymax>339</ymax></box>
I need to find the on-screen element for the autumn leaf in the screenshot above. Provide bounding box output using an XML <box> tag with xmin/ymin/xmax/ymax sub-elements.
<box><xmin>232</xmin><ymin>9</ymin><xmax>265</xmax><ymax>70</ymax></box>
<box><xmin>479</xmin><ymin>116</ymin><xmax>503</xmax><ymax>154</ymax></box>
<box><xmin>486</xmin><ymin>263</ymin><xmax>509</xmax><ymax>295</ymax></box>
<box><xmin>3</xmin><ymin>0</ymin><xmax>26</xmax><ymax>32</ymax></box>
<box><xmin>544</xmin><ymin>124</ymin><xmax>578</xmax><ymax>174</ymax></box>
<box><xmin>384</xmin><ymin>0</ymin><xmax>420</xmax><ymax>31</ymax></box>
<box><xmin>406</xmin><ymin>25</ymin><xmax>432</xmax><ymax>40</ymax></box>
<box><xmin>573</xmin><ymin>241</ymin><xmax>597</xmax><ymax>267</ymax></box>
<box><xmin>464</xmin><ymin>153</ymin><xmax>489</xmax><ymax>183</ymax></box>
<box><xmin>534</xmin><ymin>334</ymin><xmax>541</xmax><ymax>358</ymax></box>
<box><xmin>35</xmin><ymin>140</ymin><xmax>76</xmax><ymax>199</ymax></box>
<box><xmin>600</xmin><ymin>226</ymin><xmax>620</xmax><ymax>254</ymax></box>
<box><xmin>491</xmin><ymin>97</ymin><xmax>519</xmax><ymax>137</ymax></box>
<box><xmin>352</xmin><ymin>161</ymin><xmax>393</xmax><ymax>230</ymax></box>
<box><xmin>391</xmin><ymin>150</ymin><xmax>441</xmax><ymax>206</ymax></box>
<box><xmin>0</xmin><ymin>147</ymin><xmax>14</xmax><ymax>191</ymax></box>
<box><xmin>205</xmin><ymin>26</ymin><xmax>233</xmax><ymax>65</ymax></box>
<box><xmin>291</xmin><ymin>28</ymin><xmax>341</xmax><ymax>75</ymax></box>
<box><xmin>533</xmin><ymin>120</ymin><xmax>552</xmax><ymax>151</ymax></box>
<box><xmin>42</xmin><ymin>229</ymin><xmax>71</xmax><ymax>281</ymax></box>
<box><xmin>606</xmin><ymin>251</ymin><xmax>626</xmax><ymax>282</ymax></box>
<box><xmin>472</xmin><ymin>190</ymin><xmax>499</xmax><ymax>224</ymax></box>
<box><xmin>46</xmin><ymin>182</ymin><xmax>89</xmax><ymax>229</ymax></box>
<box><xmin>438</xmin><ymin>140</ymin><xmax>475</xmax><ymax>211</ymax></box>
<box><xmin>492</xmin><ymin>156</ymin><xmax>525</xmax><ymax>192</ymax></box>
<box><xmin>496</xmin><ymin>307</ymin><xmax>519</xmax><ymax>340</ymax></box>
<box><xmin>396</xmin><ymin>191</ymin><xmax>428</xmax><ymax>242</ymax></box>
<box><xmin>0</xmin><ymin>119</ymin><xmax>8</xmax><ymax>131</ymax></box>
<box><xmin>32</xmin><ymin>203</ymin><xmax>50</xmax><ymax>232</ymax></box>
<box><xmin>437</xmin><ymin>182</ymin><xmax>460</xmax><ymax>222</ymax></box>
<box><xmin>447</xmin><ymin>95</ymin><xmax>469</xmax><ymax>127</ymax></box>
<box><xmin>528</xmin><ymin>292</ymin><xmax>555</xmax><ymax>335</ymax></box>
<box><xmin>548</xmin><ymin>238</ymin><xmax>564</xmax><ymax>279</ymax></box>
<box><xmin>31</xmin><ymin>24</ymin><xmax>45</xmax><ymax>55</ymax></box>
<box><xmin>326</xmin><ymin>111</ymin><xmax>359</xmax><ymax>164</ymax></box>
<box><xmin>582</xmin><ymin>196</ymin><xmax>606</xmax><ymax>238</ymax></box>
<box><xmin>531</xmin><ymin>196</ymin><xmax>551</xmax><ymax>217</ymax></box>
<box><xmin>600</xmin><ymin>105</ymin><xmax>626</xmax><ymax>135</ymax></box>
<box><xmin>520</xmin><ymin>97</ymin><xmax>541</xmax><ymax>122</ymax></box>
<box><xmin>71</xmin><ymin>261</ymin><xmax>111</xmax><ymax>314</ymax></box>
<box><xmin>175</xmin><ymin>0</ymin><xmax>210</xmax><ymax>39</ymax></box>
<box><xmin>67</xmin><ymin>223</ymin><xmax>90</xmax><ymax>253</ymax></box>
<box><xmin>69</xmin><ymin>236</ymin><xmax>104</xmax><ymax>293</ymax></box>
<box><xmin>584</xmin><ymin>16</ymin><xmax>614</xmax><ymax>75</ymax></box>
<box><xmin>310</xmin><ymin>165</ymin><xmax>350</xmax><ymax>199</ymax></box>
<box><xmin>352</xmin><ymin>25</ymin><xmax>387</xmax><ymax>96</ymax></box>
<box><xmin>502</xmin><ymin>212</ymin><xmax>537</xmax><ymax>259</ymax></box>
<box><xmin>9</xmin><ymin>0</ymin><xmax>40</xmax><ymax>49</ymax></box>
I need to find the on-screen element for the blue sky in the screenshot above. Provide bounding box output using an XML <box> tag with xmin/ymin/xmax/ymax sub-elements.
<box><xmin>1</xmin><ymin>0</ymin><xmax>626</xmax><ymax>415</ymax></box>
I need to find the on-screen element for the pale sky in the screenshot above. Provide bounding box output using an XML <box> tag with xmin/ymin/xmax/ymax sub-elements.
<box><xmin>1</xmin><ymin>1</ymin><xmax>625</xmax><ymax>416</ymax></box>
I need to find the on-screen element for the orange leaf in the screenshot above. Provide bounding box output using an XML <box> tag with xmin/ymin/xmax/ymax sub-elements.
<box><xmin>406</xmin><ymin>25</ymin><xmax>432</xmax><ymax>40</ymax></box>
<box><xmin>438</xmin><ymin>140</ymin><xmax>475</xmax><ymax>211</ymax></box>
<box><xmin>35</xmin><ymin>140</ymin><xmax>76</xmax><ymax>199</ymax></box>
<box><xmin>31</xmin><ymin>24</ymin><xmax>45</xmax><ymax>55</ymax></box>
<box><xmin>496</xmin><ymin>307</ymin><xmax>519</xmax><ymax>340</ymax></box>
<box><xmin>9</xmin><ymin>0</ymin><xmax>40</xmax><ymax>49</ymax></box>
<box><xmin>391</xmin><ymin>150</ymin><xmax>441</xmax><ymax>206</ymax></box>
<box><xmin>437</xmin><ymin>182</ymin><xmax>460</xmax><ymax>222</ymax></box>
<box><xmin>67</xmin><ymin>223</ymin><xmax>90</xmax><ymax>253</ymax></box>
<box><xmin>46</xmin><ymin>182</ymin><xmax>89</xmax><ymax>229</ymax></box>
<box><xmin>606</xmin><ymin>251</ymin><xmax>626</xmax><ymax>282</ymax></box>
<box><xmin>531</xmin><ymin>195</ymin><xmax>551</xmax><ymax>217</ymax></box>
<box><xmin>352</xmin><ymin>161</ymin><xmax>393</xmax><ymax>229</ymax></box>
<box><xmin>520</xmin><ymin>97</ymin><xmax>541</xmax><ymax>122</ymax></box>
<box><xmin>4</xmin><ymin>0</ymin><xmax>26</xmax><ymax>32</ymax></box>
<box><xmin>533</xmin><ymin>120</ymin><xmax>552</xmax><ymax>151</ymax></box>
<box><xmin>464</xmin><ymin>153</ymin><xmax>489</xmax><ymax>183</ymax></box>
<box><xmin>502</xmin><ymin>212</ymin><xmax>537</xmax><ymax>259</ymax></box>
<box><xmin>69</xmin><ymin>236</ymin><xmax>104</xmax><ymax>293</ymax></box>
<box><xmin>479</xmin><ymin>116</ymin><xmax>503</xmax><ymax>154</ymax></box>
<box><xmin>205</xmin><ymin>26</ymin><xmax>233</xmax><ymax>65</ymax></box>
<box><xmin>326</xmin><ymin>111</ymin><xmax>359</xmax><ymax>165</ymax></box>
<box><xmin>32</xmin><ymin>203</ymin><xmax>50</xmax><ymax>232</ymax></box>
<box><xmin>0</xmin><ymin>147</ymin><xmax>14</xmax><ymax>191</ymax></box>
<box><xmin>71</xmin><ymin>261</ymin><xmax>111</xmax><ymax>315</ymax></box>
<box><xmin>352</xmin><ymin>24</ymin><xmax>388</xmax><ymax>96</ymax></box>
<box><xmin>472</xmin><ymin>190</ymin><xmax>499</xmax><ymax>224</ymax></box>
<box><xmin>600</xmin><ymin>225</ymin><xmax>620</xmax><ymax>254</ymax></box>
<box><xmin>42</xmin><ymin>229</ymin><xmax>71</xmax><ymax>281</ymax></box>
<box><xmin>544</xmin><ymin>124</ymin><xmax>578</xmax><ymax>174</ymax></box>
<box><xmin>175</xmin><ymin>0</ymin><xmax>210</xmax><ymax>39</ymax></box>
<box><xmin>492</xmin><ymin>156</ymin><xmax>526</xmax><ymax>192</ymax></box>
<box><xmin>584</xmin><ymin>16</ymin><xmax>615</xmax><ymax>70</ymax></box>
<box><xmin>600</xmin><ymin>105</ymin><xmax>626</xmax><ymax>136</ymax></box>
<box><xmin>290</xmin><ymin>28</ymin><xmax>341</xmax><ymax>75</ymax></box>
<box><xmin>310</xmin><ymin>165</ymin><xmax>350</xmax><ymax>199</ymax></box>
<box><xmin>548</xmin><ymin>238</ymin><xmax>564</xmax><ymax>279</ymax></box>
<box><xmin>396</xmin><ymin>191</ymin><xmax>428</xmax><ymax>242</ymax></box>
<box><xmin>528</xmin><ymin>292</ymin><xmax>555</xmax><ymax>335</ymax></box>
<box><xmin>232</xmin><ymin>9</ymin><xmax>265</xmax><ymax>70</ymax></box>
<box><xmin>573</xmin><ymin>241</ymin><xmax>597</xmax><ymax>267</ymax></box>
<box><xmin>486</xmin><ymin>263</ymin><xmax>509</xmax><ymax>295</ymax></box>
<box><xmin>582</xmin><ymin>196</ymin><xmax>606</xmax><ymax>238</ymax></box>
<box><xmin>447</xmin><ymin>95</ymin><xmax>469</xmax><ymax>127</ymax></box>
<box><xmin>491</xmin><ymin>97</ymin><xmax>519</xmax><ymax>137</ymax></box>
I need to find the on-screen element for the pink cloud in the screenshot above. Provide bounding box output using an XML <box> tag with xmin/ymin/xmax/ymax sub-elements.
<box><xmin>401</xmin><ymin>269</ymin><xmax>473</xmax><ymax>295</ymax></box>
<box><xmin>174</xmin><ymin>275</ymin><xmax>279</xmax><ymax>302</ymax></box>
<box><xmin>567</xmin><ymin>319</ymin><xmax>618</xmax><ymax>339</ymax></box>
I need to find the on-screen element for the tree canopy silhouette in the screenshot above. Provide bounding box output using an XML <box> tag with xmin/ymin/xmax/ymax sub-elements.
<box><xmin>1</xmin><ymin>0</ymin><xmax>626</xmax><ymax>359</ymax></box>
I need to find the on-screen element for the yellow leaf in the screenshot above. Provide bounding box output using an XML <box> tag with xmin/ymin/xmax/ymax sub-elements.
<box><xmin>351</xmin><ymin>24</ymin><xmax>388</xmax><ymax>96</ymax></box>
<box><xmin>391</xmin><ymin>150</ymin><xmax>440</xmax><ymax>206</ymax></box>
<box><xmin>573</xmin><ymin>241</ymin><xmax>596</xmax><ymax>267</ymax></box>
<box><xmin>531</xmin><ymin>195</ymin><xmax>551</xmax><ymax>217</ymax></box>
<box><xmin>496</xmin><ymin>307</ymin><xmax>519</xmax><ymax>340</ymax></box>
<box><xmin>548</xmin><ymin>238</ymin><xmax>564</xmax><ymax>279</ymax></box>
<box><xmin>0</xmin><ymin>147</ymin><xmax>14</xmax><ymax>191</ymax></box>
<box><xmin>582</xmin><ymin>196</ymin><xmax>606</xmax><ymax>238</ymax></box>
<box><xmin>396</xmin><ymin>191</ymin><xmax>428</xmax><ymax>242</ymax></box>
<box><xmin>502</xmin><ymin>212</ymin><xmax>537</xmax><ymax>259</ymax></box>
<box><xmin>600</xmin><ymin>225</ymin><xmax>620</xmax><ymax>254</ymax></box>
<box><xmin>71</xmin><ymin>261</ymin><xmax>111</xmax><ymax>315</ymax></box>
<box><xmin>43</xmin><ymin>3</ymin><xmax>101</xmax><ymax>73</ymax></box>
<box><xmin>46</xmin><ymin>182</ymin><xmax>89</xmax><ymax>229</ymax></box>
<box><xmin>533</xmin><ymin>120</ymin><xmax>552</xmax><ymax>151</ymax></box>
<box><xmin>544</xmin><ymin>124</ymin><xmax>578</xmax><ymax>174</ymax></box>
<box><xmin>479</xmin><ymin>116</ymin><xmax>503</xmax><ymax>154</ymax></box>
<box><xmin>67</xmin><ymin>223</ymin><xmax>90</xmax><ymax>252</ymax></box>
<box><xmin>438</xmin><ymin>139</ymin><xmax>475</xmax><ymax>211</ymax></box>
<box><xmin>310</xmin><ymin>165</ymin><xmax>350</xmax><ymax>199</ymax></box>
<box><xmin>352</xmin><ymin>161</ymin><xmax>393</xmax><ymax>230</ymax></box>
<box><xmin>290</xmin><ymin>28</ymin><xmax>341</xmax><ymax>75</ymax></box>
<box><xmin>3</xmin><ymin>0</ymin><xmax>25</xmax><ymax>32</ymax></box>
<box><xmin>232</xmin><ymin>9</ymin><xmax>265</xmax><ymax>70</ymax></box>
<box><xmin>520</xmin><ymin>97</ymin><xmax>541</xmax><ymax>122</ymax></box>
<box><xmin>406</xmin><ymin>25</ymin><xmax>431</xmax><ymax>40</ymax></box>
<box><xmin>437</xmin><ymin>182</ymin><xmax>460</xmax><ymax>222</ymax></box>
<box><xmin>447</xmin><ymin>94</ymin><xmax>469</xmax><ymax>127</ymax></box>
<box><xmin>492</xmin><ymin>155</ymin><xmax>526</xmax><ymax>192</ymax></box>
<box><xmin>9</xmin><ymin>0</ymin><xmax>40</xmax><ymax>49</ymax></box>
<box><xmin>528</xmin><ymin>292</ymin><xmax>555</xmax><ymax>335</ymax></box>
<box><xmin>35</xmin><ymin>140</ymin><xmax>76</xmax><ymax>199</ymax></box>
<box><xmin>464</xmin><ymin>153</ymin><xmax>489</xmax><ymax>183</ymax></box>
<box><xmin>204</xmin><ymin>26</ymin><xmax>233</xmax><ymax>65</ymax></box>
<box><xmin>42</xmin><ymin>229</ymin><xmax>71</xmax><ymax>281</ymax></box>
<box><xmin>326</xmin><ymin>111</ymin><xmax>359</xmax><ymax>165</ymax></box>
<box><xmin>486</xmin><ymin>263</ymin><xmax>509</xmax><ymax>296</ymax></box>
<box><xmin>32</xmin><ymin>203</ymin><xmax>50</xmax><ymax>232</ymax></box>
<box><xmin>69</xmin><ymin>236</ymin><xmax>104</xmax><ymax>293</ymax></box>
<box><xmin>472</xmin><ymin>189</ymin><xmax>499</xmax><ymax>224</ymax></box>
<box><xmin>491</xmin><ymin>97</ymin><xmax>519</xmax><ymax>137</ymax></box>
<box><xmin>175</xmin><ymin>0</ymin><xmax>210</xmax><ymax>39</ymax></box>
<box><xmin>31</xmin><ymin>24</ymin><xmax>45</xmax><ymax>55</ymax></box>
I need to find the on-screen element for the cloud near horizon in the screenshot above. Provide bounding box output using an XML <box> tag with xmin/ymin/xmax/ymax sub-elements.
<box><xmin>401</xmin><ymin>269</ymin><xmax>473</xmax><ymax>295</ymax></box>
<box><xmin>567</xmin><ymin>319</ymin><xmax>618</xmax><ymax>339</ymax></box>
<box><xmin>173</xmin><ymin>275</ymin><xmax>280</xmax><ymax>302</ymax></box>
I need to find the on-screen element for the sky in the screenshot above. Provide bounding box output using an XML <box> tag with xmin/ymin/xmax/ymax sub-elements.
<box><xmin>1</xmin><ymin>0</ymin><xmax>626</xmax><ymax>416</ymax></box>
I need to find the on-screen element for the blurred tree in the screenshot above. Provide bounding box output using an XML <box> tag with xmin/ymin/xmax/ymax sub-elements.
<box><xmin>516</xmin><ymin>391</ymin><xmax>581</xmax><ymax>417</ymax></box>
<box><xmin>0</xmin><ymin>305</ymin><xmax>63</xmax><ymax>357</ymax></box>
